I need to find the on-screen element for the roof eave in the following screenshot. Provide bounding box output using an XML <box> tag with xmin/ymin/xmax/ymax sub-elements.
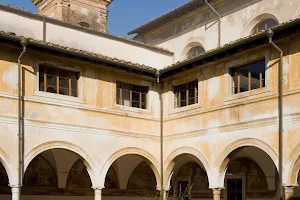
<box><xmin>160</xmin><ymin>16</ymin><xmax>300</xmax><ymax>77</ymax></box>
<box><xmin>0</xmin><ymin>33</ymin><xmax>158</xmax><ymax>77</ymax></box>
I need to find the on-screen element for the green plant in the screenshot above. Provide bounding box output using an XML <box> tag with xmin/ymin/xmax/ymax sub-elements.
<box><xmin>141</xmin><ymin>184</ymin><xmax>193</xmax><ymax>200</ymax></box>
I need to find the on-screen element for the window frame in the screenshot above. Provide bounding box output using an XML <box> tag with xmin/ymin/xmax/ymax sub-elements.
<box><xmin>186</xmin><ymin>46</ymin><xmax>205</xmax><ymax>60</ymax></box>
<box><xmin>116</xmin><ymin>81</ymin><xmax>149</xmax><ymax>110</ymax></box>
<box><xmin>251</xmin><ymin>19</ymin><xmax>278</xmax><ymax>35</ymax></box>
<box><xmin>173</xmin><ymin>80</ymin><xmax>199</xmax><ymax>109</ymax></box>
<box><xmin>230</xmin><ymin>59</ymin><xmax>266</xmax><ymax>95</ymax></box>
<box><xmin>34</xmin><ymin>61</ymin><xmax>83</xmax><ymax>102</ymax></box>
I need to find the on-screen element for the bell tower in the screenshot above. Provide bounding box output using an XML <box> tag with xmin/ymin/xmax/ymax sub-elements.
<box><xmin>32</xmin><ymin>0</ymin><xmax>113</xmax><ymax>33</ymax></box>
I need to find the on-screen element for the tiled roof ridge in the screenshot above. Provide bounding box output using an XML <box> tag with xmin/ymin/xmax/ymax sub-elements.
<box><xmin>0</xmin><ymin>30</ymin><xmax>157</xmax><ymax>72</ymax></box>
<box><xmin>0</xmin><ymin>3</ymin><xmax>174</xmax><ymax>55</ymax></box>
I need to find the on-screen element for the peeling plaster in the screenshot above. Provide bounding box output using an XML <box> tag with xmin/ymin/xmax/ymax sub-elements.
<box><xmin>208</xmin><ymin>77</ymin><xmax>220</xmax><ymax>100</ymax></box>
<box><xmin>2</xmin><ymin>64</ymin><xmax>18</xmax><ymax>90</ymax></box>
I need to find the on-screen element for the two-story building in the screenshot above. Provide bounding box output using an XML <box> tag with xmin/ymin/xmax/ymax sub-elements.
<box><xmin>0</xmin><ymin>0</ymin><xmax>300</xmax><ymax>200</ymax></box>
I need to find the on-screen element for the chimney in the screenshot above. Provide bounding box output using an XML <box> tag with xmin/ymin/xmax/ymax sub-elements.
<box><xmin>32</xmin><ymin>0</ymin><xmax>113</xmax><ymax>33</ymax></box>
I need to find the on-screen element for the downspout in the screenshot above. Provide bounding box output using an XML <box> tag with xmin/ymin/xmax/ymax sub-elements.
<box><xmin>18</xmin><ymin>38</ymin><xmax>28</xmax><ymax>200</ymax></box>
<box><xmin>43</xmin><ymin>18</ymin><xmax>46</xmax><ymax>42</ymax></box>
<box><xmin>156</xmin><ymin>70</ymin><xmax>164</xmax><ymax>199</ymax></box>
<box><xmin>205</xmin><ymin>0</ymin><xmax>221</xmax><ymax>47</ymax></box>
<box><xmin>266</xmin><ymin>28</ymin><xmax>283</xmax><ymax>200</ymax></box>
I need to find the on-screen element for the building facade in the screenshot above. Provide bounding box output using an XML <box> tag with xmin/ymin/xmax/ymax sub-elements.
<box><xmin>0</xmin><ymin>0</ymin><xmax>299</xmax><ymax>200</ymax></box>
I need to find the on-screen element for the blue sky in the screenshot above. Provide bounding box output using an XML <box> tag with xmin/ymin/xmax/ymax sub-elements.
<box><xmin>0</xmin><ymin>0</ymin><xmax>189</xmax><ymax>36</ymax></box>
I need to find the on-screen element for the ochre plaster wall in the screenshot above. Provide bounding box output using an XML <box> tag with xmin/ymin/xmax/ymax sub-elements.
<box><xmin>162</xmin><ymin>36</ymin><xmax>300</xmax><ymax>188</ymax></box>
<box><xmin>0</xmin><ymin>44</ymin><xmax>161</xmax><ymax>188</ymax></box>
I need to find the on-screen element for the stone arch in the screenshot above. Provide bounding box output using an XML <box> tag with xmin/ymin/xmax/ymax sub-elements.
<box><xmin>100</xmin><ymin>147</ymin><xmax>160</xmax><ymax>190</ymax></box>
<box><xmin>24</xmin><ymin>141</ymin><xmax>97</xmax><ymax>187</ymax></box>
<box><xmin>180</xmin><ymin>41</ymin><xmax>206</xmax><ymax>61</ymax></box>
<box><xmin>214</xmin><ymin>138</ymin><xmax>278</xmax><ymax>187</ymax></box>
<box><xmin>0</xmin><ymin>147</ymin><xmax>16</xmax><ymax>186</ymax></box>
<box><xmin>164</xmin><ymin>147</ymin><xmax>212</xmax><ymax>189</ymax></box>
<box><xmin>286</xmin><ymin>143</ymin><xmax>300</xmax><ymax>185</ymax></box>
<box><xmin>242</xmin><ymin>13</ymin><xmax>280</xmax><ymax>37</ymax></box>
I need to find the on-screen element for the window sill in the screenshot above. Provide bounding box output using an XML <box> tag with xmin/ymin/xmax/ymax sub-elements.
<box><xmin>169</xmin><ymin>102</ymin><xmax>202</xmax><ymax>115</ymax></box>
<box><xmin>224</xmin><ymin>86</ymin><xmax>271</xmax><ymax>103</ymax></box>
<box><xmin>113</xmin><ymin>104</ymin><xmax>152</xmax><ymax>115</ymax></box>
<box><xmin>34</xmin><ymin>90</ymin><xmax>84</xmax><ymax>104</ymax></box>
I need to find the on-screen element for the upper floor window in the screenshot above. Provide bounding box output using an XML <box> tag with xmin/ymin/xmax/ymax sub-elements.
<box><xmin>186</xmin><ymin>46</ymin><xmax>205</xmax><ymax>59</ymax></box>
<box><xmin>231</xmin><ymin>60</ymin><xmax>266</xmax><ymax>94</ymax></box>
<box><xmin>116</xmin><ymin>82</ymin><xmax>148</xmax><ymax>109</ymax></box>
<box><xmin>252</xmin><ymin>19</ymin><xmax>278</xmax><ymax>35</ymax></box>
<box><xmin>174</xmin><ymin>80</ymin><xmax>198</xmax><ymax>108</ymax></box>
<box><xmin>39</xmin><ymin>64</ymin><xmax>79</xmax><ymax>97</ymax></box>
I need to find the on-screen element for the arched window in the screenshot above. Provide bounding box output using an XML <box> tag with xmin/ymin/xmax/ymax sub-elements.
<box><xmin>186</xmin><ymin>46</ymin><xmax>205</xmax><ymax>59</ymax></box>
<box><xmin>251</xmin><ymin>19</ymin><xmax>278</xmax><ymax>35</ymax></box>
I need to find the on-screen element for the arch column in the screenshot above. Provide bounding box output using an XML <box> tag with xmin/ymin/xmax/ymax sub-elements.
<box><xmin>212</xmin><ymin>188</ymin><xmax>222</xmax><ymax>200</ymax></box>
<box><xmin>161</xmin><ymin>186</ymin><xmax>170</xmax><ymax>200</ymax></box>
<box><xmin>10</xmin><ymin>185</ymin><xmax>19</xmax><ymax>200</ymax></box>
<box><xmin>284</xmin><ymin>186</ymin><xmax>295</xmax><ymax>200</ymax></box>
<box><xmin>94</xmin><ymin>188</ymin><xmax>102</xmax><ymax>200</ymax></box>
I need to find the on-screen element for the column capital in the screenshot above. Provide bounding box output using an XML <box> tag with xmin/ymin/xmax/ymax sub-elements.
<box><xmin>284</xmin><ymin>186</ymin><xmax>295</xmax><ymax>200</ymax></box>
<box><xmin>212</xmin><ymin>188</ymin><xmax>222</xmax><ymax>195</ymax></box>
<box><xmin>9</xmin><ymin>185</ymin><xmax>19</xmax><ymax>188</ymax></box>
<box><xmin>284</xmin><ymin>186</ymin><xmax>295</xmax><ymax>193</ymax></box>
<box><xmin>93</xmin><ymin>187</ymin><xmax>103</xmax><ymax>190</ymax></box>
<box><xmin>156</xmin><ymin>185</ymin><xmax>171</xmax><ymax>191</ymax></box>
<box><xmin>284</xmin><ymin>185</ymin><xmax>298</xmax><ymax>188</ymax></box>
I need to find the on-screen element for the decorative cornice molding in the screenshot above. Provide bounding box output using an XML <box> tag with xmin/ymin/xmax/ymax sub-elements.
<box><xmin>0</xmin><ymin>115</ymin><xmax>160</xmax><ymax>141</ymax></box>
<box><xmin>165</xmin><ymin>87</ymin><xmax>300</xmax><ymax>121</ymax></box>
<box><xmin>0</xmin><ymin>92</ymin><xmax>159</xmax><ymax>121</ymax></box>
<box><xmin>164</xmin><ymin>112</ymin><xmax>300</xmax><ymax>140</ymax></box>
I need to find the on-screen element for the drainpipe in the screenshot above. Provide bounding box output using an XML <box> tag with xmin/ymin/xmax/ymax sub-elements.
<box><xmin>43</xmin><ymin>18</ymin><xmax>46</xmax><ymax>42</ymax></box>
<box><xmin>205</xmin><ymin>0</ymin><xmax>221</xmax><ymax>47</ymax></box>
<box><xmin>18</xmin><ymin>38</ymin><xmax>28</xmax><ymax>200</ymax></box>
<box><xmin>266</xmin><ymin>28</ymin><xmax>283</xmax><ymax>200</ymax></box>
<box><xmin>156</xmin><ymin>70</ymin><xmax>164</xmax><ymax>199</ymax></box>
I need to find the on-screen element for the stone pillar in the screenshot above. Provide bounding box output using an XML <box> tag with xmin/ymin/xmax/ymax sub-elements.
<box><xmin>94</xmin><ymin>188</ymin><xmax>102</xmax><ymax>200</ymax></box>
<box><xmin>212</xmin><ymin>188</ymin><xmax>222</xmax><ymax>200</ymax></box>
<box><xmin>284</xmin><ymin>186</ymin><xmax>294</xmax><ymax>200</ymax></box>
<box><xmin>162</xmin><ymin>187</ymin><xmax>170</xmax><ymax>200</ymax></box>
<box><xmin>11</xmin><ymin>186</ymin><xmax>19</xmax><ymax>200</ymax></box>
